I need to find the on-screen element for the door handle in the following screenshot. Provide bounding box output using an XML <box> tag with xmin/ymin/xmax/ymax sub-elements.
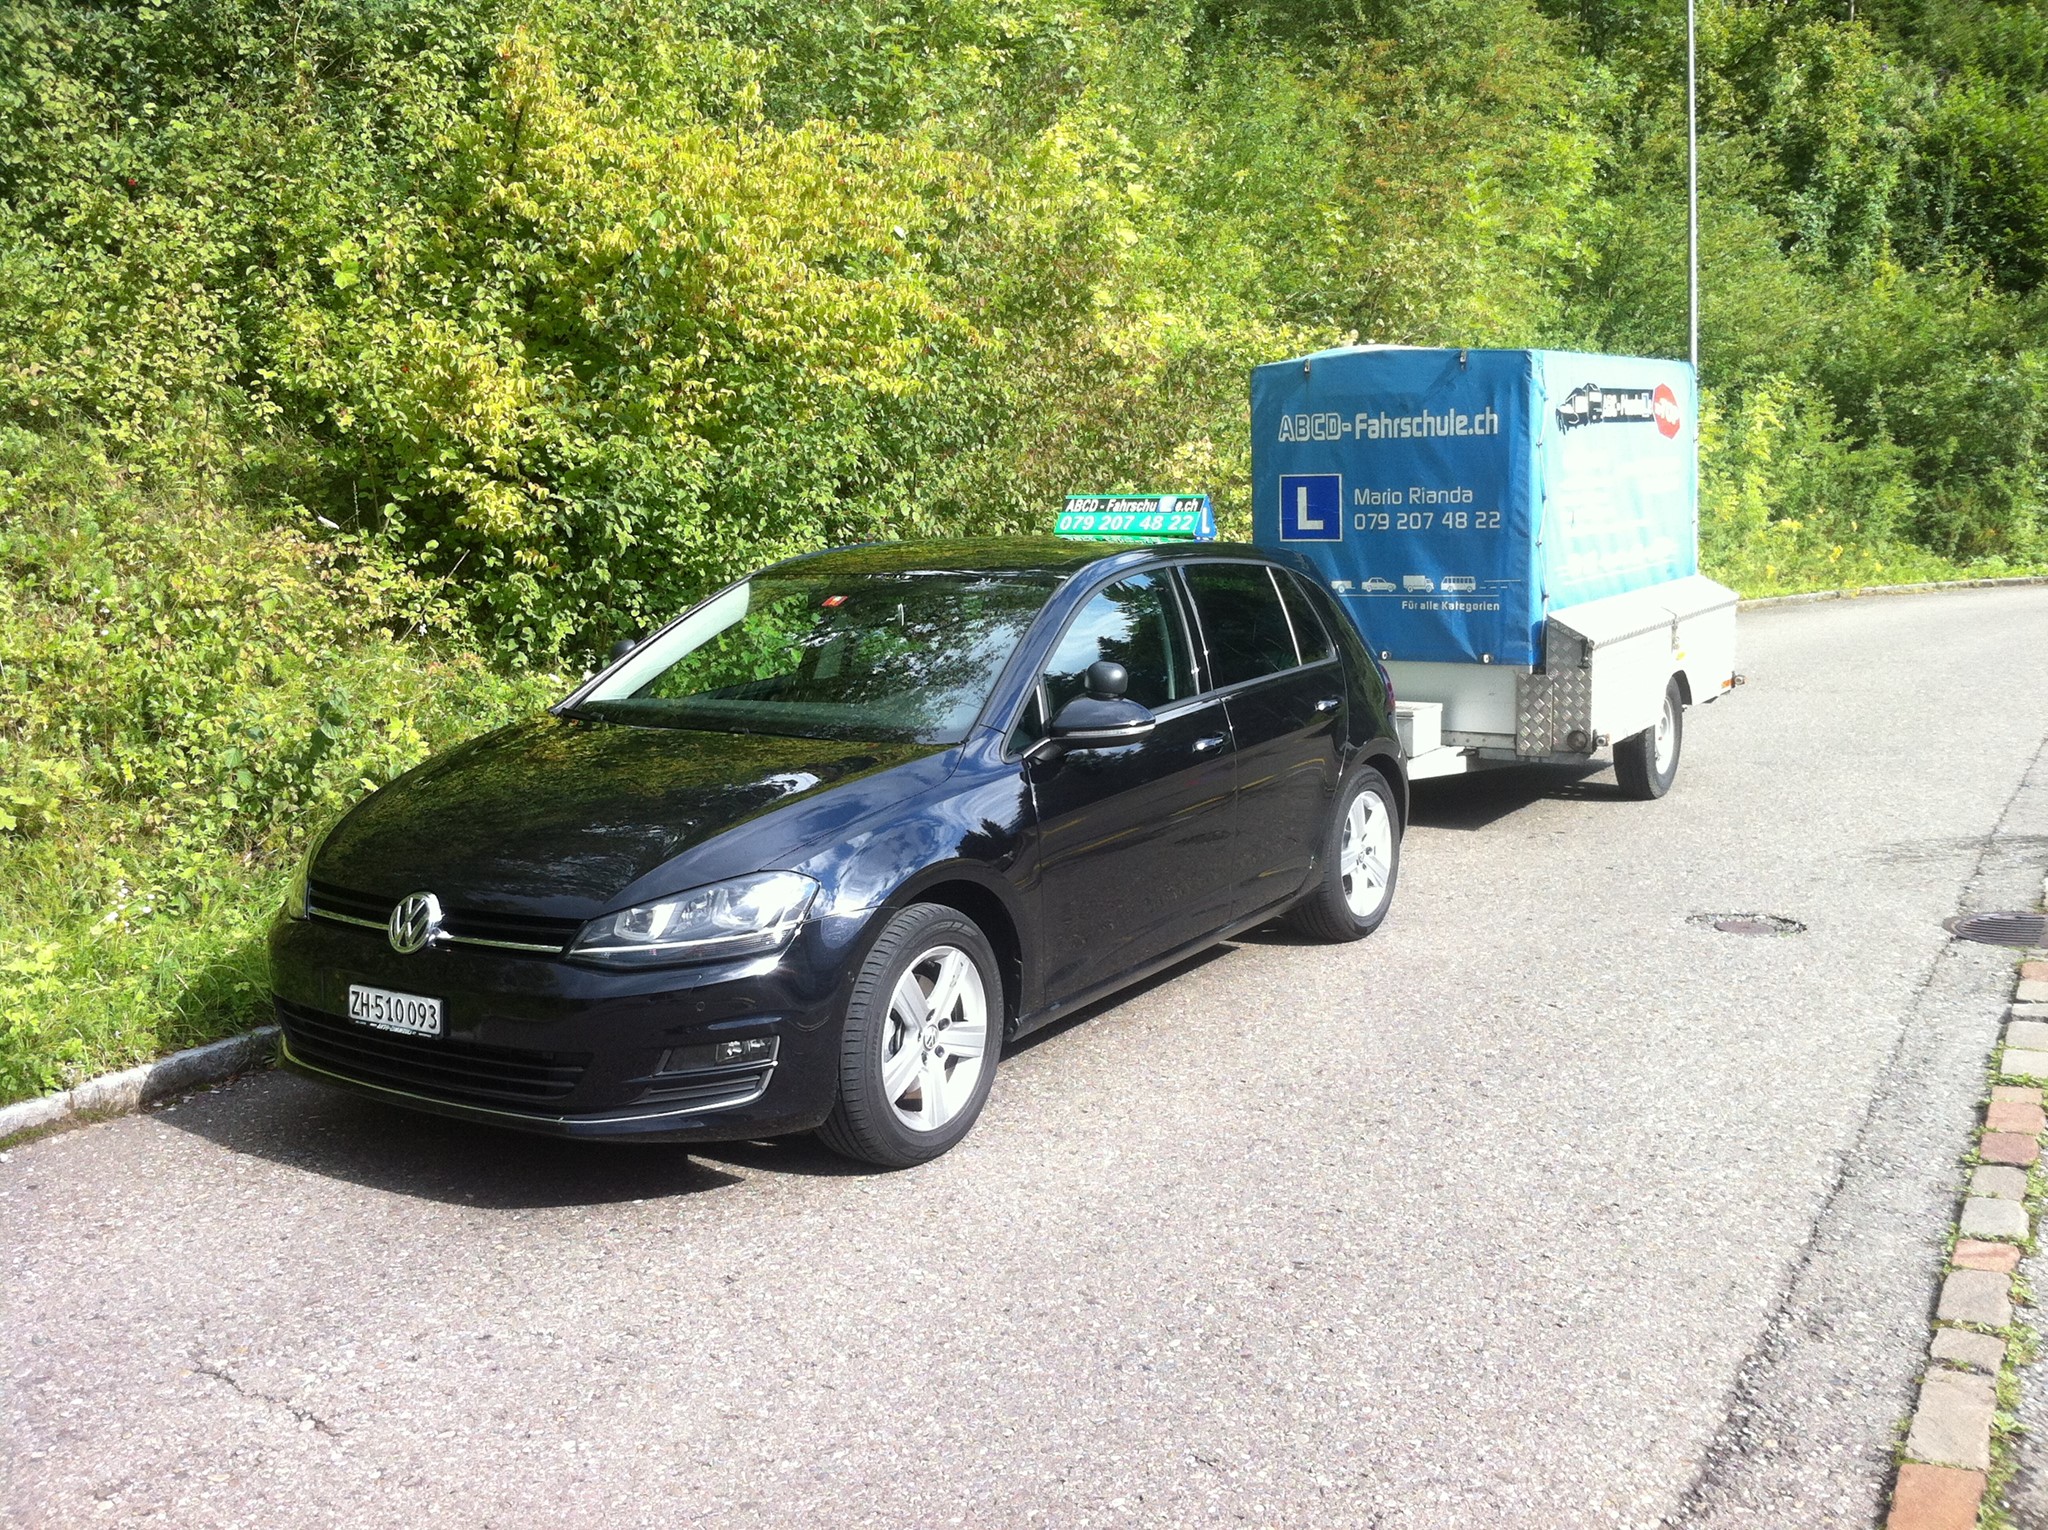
<box><xmin>1192</xmin><ymin>734</ymin><xmax>1227</xmax><ymax>754</ymax></box>
<box><xmin>1314</xmin><ymin>696</ymin><xmax>1342</xmax><ymax>714</ymax></box>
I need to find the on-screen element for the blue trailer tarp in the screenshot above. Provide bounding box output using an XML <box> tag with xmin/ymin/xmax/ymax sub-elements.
<box><xmin>1250</xmin><ymin>347</ymin><xmax>1697</xmax><ymax>667</ymax></box>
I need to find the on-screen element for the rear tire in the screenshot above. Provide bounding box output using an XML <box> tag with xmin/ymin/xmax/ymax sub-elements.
<box><xmin>1288</xmin><ymin>763</ymin><xmax>1401</xmax><ymax>943</ymax></box>
<box><xmin>1615</xmin><ymin>677</ymin><xmax>1684</xmax><ymax>800</ymax></box>
<box><xmin>817</xmin><ymin>903</ymin><xmax>1003</xmax><ymax>1169</ymax></box>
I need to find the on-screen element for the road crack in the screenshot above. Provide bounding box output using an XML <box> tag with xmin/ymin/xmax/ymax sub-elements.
<box><xmin>191</xmin><ymin>1356</ymin><xmax>344</xmax><ymax>1437</ymax></box>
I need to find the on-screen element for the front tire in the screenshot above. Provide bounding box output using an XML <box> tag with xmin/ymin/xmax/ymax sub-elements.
<box><xmin>1615</xmin><ymin>676</ymin><xmax>1684</xmax><ymax>800</ymax></box>
<box><xmin>1288</xmin><ymin>763</ymin><xmax>1401</xmax><ymax>942</ymax></box>
<box><xmin>817</xmin><ymin>903</ymin><xmax>1004</xmax><ymax>1169</ymax></box>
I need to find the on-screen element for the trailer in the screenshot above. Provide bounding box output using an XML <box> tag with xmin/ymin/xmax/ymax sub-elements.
<box><xmin>1251</xmin><ymin>346</ymin><xmax>1736</xmax><ymax>798</ymax></box>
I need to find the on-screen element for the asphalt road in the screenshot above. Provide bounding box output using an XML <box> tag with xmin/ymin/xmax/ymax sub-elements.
<box><xmin>7</xmin><ymin>587</ymin><xmax>2048</xmax><ymax>1530</ymax></box>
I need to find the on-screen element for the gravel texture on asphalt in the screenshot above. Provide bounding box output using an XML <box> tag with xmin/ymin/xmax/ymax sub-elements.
<box><xmin>5</xmin><ymin>587</ymin><xmax>2048</xmax><ymax>1529</ymax></box>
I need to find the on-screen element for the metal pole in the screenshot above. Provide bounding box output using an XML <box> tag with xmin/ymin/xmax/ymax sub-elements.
<box><xmin>1687</xmin><ymin>0</ymin><xmax>1700</xmax><ymax>377</ymax></box>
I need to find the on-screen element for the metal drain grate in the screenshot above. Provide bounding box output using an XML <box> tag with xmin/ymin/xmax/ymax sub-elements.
<box><xmin>1689</xmin><ymin>912</ymin><xmax>1807</xmax><ymax>936</ymax></box>
<box><xmin>1944</xmin><ymin>912</ymin><xmax>2048</xmax><ymax>948</ymax></box>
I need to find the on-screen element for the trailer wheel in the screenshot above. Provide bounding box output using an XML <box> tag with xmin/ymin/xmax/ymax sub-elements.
<box><xmin>1288</xmin><ymin>764</ymin><xmax>1401</xmax><ymax>942</ymax></box>
<box><xmin>1615</xmin><ymin>676</ymin><xmax>1683</xmax><ymax>800</ymax></box>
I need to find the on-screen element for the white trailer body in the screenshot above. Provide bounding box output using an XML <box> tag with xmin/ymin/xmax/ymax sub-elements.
<box><xmin>1396</xmin><ymin>573</ymin><xmax>1737</xmax><ymax>780</ymax></box>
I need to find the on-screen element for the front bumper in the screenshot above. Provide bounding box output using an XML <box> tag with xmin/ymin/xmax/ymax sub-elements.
<box><xmin>268</xmin><ymin>906</ymin><xmax>875</xmax><ymax>1142</ymax></box>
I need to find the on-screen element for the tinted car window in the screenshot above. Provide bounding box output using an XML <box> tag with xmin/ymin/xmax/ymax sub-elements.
<box><xmin>1039</xmin><ymin>573</ymin><xmax>1196</xmax><ymax>722</ymax></box>
<box><xmin>1277</xmin><ymin>570</ymin><xmax>1335</xmax><ymax>662</ymax></box>
<box><xmin>1182</xmin><ymin>563</ymin><xmax>1300</xmax><ymax>689</ymax></box>
<box><xmin>574</xmin><ymin>570</ymin><xmax>1056</xmax><ymax>743</ymax></box>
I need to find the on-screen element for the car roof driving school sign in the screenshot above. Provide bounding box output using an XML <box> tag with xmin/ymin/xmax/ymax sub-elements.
<box><xmin>1055</xmin><ymin>493</ymin><xmax>1218</xmax><ymax>542</ymax></box>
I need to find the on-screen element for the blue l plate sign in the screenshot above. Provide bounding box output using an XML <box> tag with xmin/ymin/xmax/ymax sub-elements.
<box><xmin>1278</xmin><ymin>473</ymin><xmax>1342</xmax><ymax>541</ymax></box>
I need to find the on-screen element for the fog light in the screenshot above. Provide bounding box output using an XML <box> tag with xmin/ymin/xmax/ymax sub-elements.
<box><xmin>660</xmin><ymin>1035</ymin><xmax>779</xmax><ymax>1074</ymax></box>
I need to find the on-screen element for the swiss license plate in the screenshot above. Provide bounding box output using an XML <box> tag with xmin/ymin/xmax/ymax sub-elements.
<box><xmin>347</xmin><ymin>984</ymin><xmax>443</xmax><ymax>1037</ymax></box>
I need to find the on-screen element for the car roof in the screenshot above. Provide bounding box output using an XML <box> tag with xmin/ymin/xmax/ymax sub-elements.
<box><xmin>772</xmin><ymin>536</ymin><xmax>1272</xmax><ymax>580</ymax></box>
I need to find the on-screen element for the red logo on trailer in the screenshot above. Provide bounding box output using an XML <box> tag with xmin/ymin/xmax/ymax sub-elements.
<box><xmin>1653</xmin><ymin>383</ymin><xmax>1682</xmax><ymax>438</ymax></box>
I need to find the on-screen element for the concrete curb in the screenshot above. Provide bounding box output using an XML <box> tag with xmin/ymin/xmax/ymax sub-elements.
<box><xmin>1886</xmin><ymin>873</ymin><xmax>2048</xmax><ymax>1530</ymax></box>
<box><xmin>0</xmin><ymin>1027</ymin><xmax>278</xmax><ymax>1146</ymax></box>
<box><xmin>1740</xmin><ymin>575</ymin><xmax>2048</xmax><ymax>611</ymax></box>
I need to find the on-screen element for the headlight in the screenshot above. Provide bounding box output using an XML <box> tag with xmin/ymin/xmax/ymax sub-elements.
<box><xmin>569</xmin><ymin>872</ymin><xmax>820</xmax><ymax>966</ymax></box>
<box><xmin>282</xmin><ymin>825</ymin><xmax>330</xmax><ymax>920</ymax></box>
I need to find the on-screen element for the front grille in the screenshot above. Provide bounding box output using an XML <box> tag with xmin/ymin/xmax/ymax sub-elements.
<box><xmin>442</xmin><ymin>907</ymin><xmax>583</xmax><ymax>950</ymax></box>
<box><xmin>308</xmin><ymin>880</ymin><xmax>389</xmax><ymax>925</ymax></box>
<box><xmin>307</xmin><ymin>880</ymin><xmax>582</xmax><ymax>955</ymax></box>
<box><xmin>639</xmin><ymin>1065</ymin><xmax>775</xmax><ymax>1108</ymax></box>
<box><xmin>278</xmin><ymin>999</ymin><xmax>590</xmax><ymax>1108</ymax></box>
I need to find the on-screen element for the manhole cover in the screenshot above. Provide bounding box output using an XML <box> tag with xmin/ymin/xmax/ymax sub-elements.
<box><xmin>1945</xmin><ymin>913</ymin><xmax>2048</xmax><ymax>948</ymax></box>
<box><xmin>1689</xmin><ymin>913</ymin><xmax>1807</xmax><ymax>936</ymax></box>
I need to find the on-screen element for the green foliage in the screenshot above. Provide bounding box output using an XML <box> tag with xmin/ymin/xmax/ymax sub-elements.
<box><xmin>1813</xmin><ymin>263</ymin><xmax>2047</xmax><ymax>561</ymax></box>
<box><xmin>1699</xmin><ymin>376</ymin><xmax>1937</xmax><ymax>594</ymax></box>
<box><xmin>0</xmin><ymin>0</ymin><xmax>2045</xmax><ymax>1101</ymax></box>
<box><xmin>0</xmin><ymin>430</ymin><xmax>557</xmax><ymax>1098</ymax></box>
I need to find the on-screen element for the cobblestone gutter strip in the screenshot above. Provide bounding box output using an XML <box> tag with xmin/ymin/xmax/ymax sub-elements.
<box><xmin>1887</xmin><ymin>891</ymin><xmax>2048</xmax><ymax>1530</ymax></box>
<box><xmin>1740</xmin><ymin>576</ymin><xmax>2048</xmax><ymax>611</ymax></box>
<box><xmin>0</xmin><ymin>1027</ymin><xmax>277</xmax><ymax>1148</ymax></box>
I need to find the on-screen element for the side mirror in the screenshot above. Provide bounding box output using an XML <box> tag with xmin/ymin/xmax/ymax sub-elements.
<box><xmin>609</xmin><ymin>636</ymin><xmax>640</xmax><ymax>664</ymax></box>
<box><xmin>1048</xmin><ymin>683</ymin><xmax>1156</xmax><ymax>749</ymax></box>
<box><xmin>1085</xmin><ymin>660</ymin><xmax>1128</xmax><ymax>700</ymax></box>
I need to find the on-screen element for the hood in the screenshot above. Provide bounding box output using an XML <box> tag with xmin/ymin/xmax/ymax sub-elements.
<box><xmin>315</xmin><ymin>716</ymin><xmax>940</xmax><ymax>918</ymax></box>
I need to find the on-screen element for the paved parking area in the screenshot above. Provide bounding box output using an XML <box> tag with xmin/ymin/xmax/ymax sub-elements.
<box><xmin>6</xmin><ymin>588</ymin><xmax>2048</xmax><ymax>1528</ymax></box>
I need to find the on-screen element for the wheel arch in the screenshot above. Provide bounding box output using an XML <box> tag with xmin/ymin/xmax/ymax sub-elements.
<box><xmin>873</xmin><ymin>867</ymin><xmax>1025</xmax><ymax>1033</ymax></box>
<box><xmin>1353</xmin><ymin>744</ymin><xmax>1409</xmax><ymax>831</ymax></box>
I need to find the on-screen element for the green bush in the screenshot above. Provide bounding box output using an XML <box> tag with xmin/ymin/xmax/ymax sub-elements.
<box><xmin>0</xmin><ymin>430</ymin><xmax>558</xmax><ymax>1097</ymax></box>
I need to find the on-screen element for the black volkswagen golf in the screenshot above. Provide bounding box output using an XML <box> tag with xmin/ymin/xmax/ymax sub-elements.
<box><xmin>271</xmin><ymin>538</ymin><xmax>1405</xmax><ymax>1167</ymax></box>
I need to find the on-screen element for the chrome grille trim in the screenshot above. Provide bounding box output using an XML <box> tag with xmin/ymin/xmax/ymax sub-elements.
<box><xmin>309</xmin><ymin>907</ymin><xmax>385</xmax><ymax>933</ymax></box>
<box><xmin>306</xmin><ymin>882</ymin><xmax>576</xmax><ymax>956</ymax></box>
<box><xmin>307</xmin><ymin>905</ymin><xmax>566</xmax><ymax>955</ymax></box>
<box><xmin>445</xmin><ymin>933</ymin><xmax>570</xmax><ymax>954</ymax></box>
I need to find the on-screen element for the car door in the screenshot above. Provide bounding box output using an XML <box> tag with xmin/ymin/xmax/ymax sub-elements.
<box><xmin>1021</xmin><ymin>570</ymin><xmax>1239</xmax><ymax>1006</ymax></box>
<box><xmin>1177</xmin><ymin>561</ymin><xmax>1345</xmax><ymax>918</ymax></box>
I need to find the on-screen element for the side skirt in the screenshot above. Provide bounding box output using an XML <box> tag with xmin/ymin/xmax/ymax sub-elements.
<box><xmin>1007</xmin><ymin>889</ymin><xmax>1311</xmax><ymax>1042</ymax></box>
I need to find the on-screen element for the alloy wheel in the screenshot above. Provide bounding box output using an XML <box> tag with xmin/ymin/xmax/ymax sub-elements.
<box><xmin>880</xmin><ymin>945</ymin><xmax>989</xmax><ymax>1132</ymax></box>
<box><xmin>1340</xmin><ymin>789</ymin><xmax>1395</xmax><ymax>919</ymax></box>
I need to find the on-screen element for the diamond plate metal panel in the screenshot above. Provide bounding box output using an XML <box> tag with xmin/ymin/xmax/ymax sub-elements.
<box><xmin>1515</xmin><ymin>627</ymin><xmax>1594</xmax><ymax>755</ymax></box>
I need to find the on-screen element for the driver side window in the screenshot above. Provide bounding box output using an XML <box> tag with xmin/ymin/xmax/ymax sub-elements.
<box><xmin>1016</xmin><ymin>572</ymin><xmax>1195</xmax><ymax>747</ymax></box>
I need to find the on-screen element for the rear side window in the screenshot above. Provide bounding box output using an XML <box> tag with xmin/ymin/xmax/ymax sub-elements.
<box><xmin>1039</xmin><ymin>572</ymin><xmax>1197</xmax><ymax>719</ymax></box>
<box><xmin>1182</xmin><ymin>563</ymin><xmax>1299</xmax><ymax>689</ymax></box>
<box><xmin>1276</xmin><ymin>571</ymin><xmax>1335</xmax><ymax>662</ymax></box>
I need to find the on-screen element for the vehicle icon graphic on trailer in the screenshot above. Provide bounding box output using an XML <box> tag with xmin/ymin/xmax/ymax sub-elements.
<box><xmin>1440</xmin><ymin>575</ymin><xmax>1477</xmax><ymax>593</ymax></box>
<box><xmin>1402</xmin><ymin>574</ymin><xmax>1435</xmax><ymax>593</ymax></box>
<box><xmin>1362</xmin><ymin>576</ymin><xmax>1397</xmax><ymax>594</ymax></box>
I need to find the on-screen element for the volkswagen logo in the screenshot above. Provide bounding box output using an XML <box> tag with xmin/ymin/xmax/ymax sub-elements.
<box><xmin>388</xmin><ymin>891</ymin><xmax>444</xmax><ymax>955</ymax></box>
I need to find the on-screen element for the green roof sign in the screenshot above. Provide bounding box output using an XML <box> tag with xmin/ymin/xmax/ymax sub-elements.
<box><xmin>1055</xmin><ymin>493</ymin><xmax>1217</xmax><ymax>542</ymax></box>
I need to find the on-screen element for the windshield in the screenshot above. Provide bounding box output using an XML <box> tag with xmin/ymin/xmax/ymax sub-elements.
<box><xmin>570</xmin><ymin>569</ymin><xmax>1060</xmax><ymax>742</ymax></box>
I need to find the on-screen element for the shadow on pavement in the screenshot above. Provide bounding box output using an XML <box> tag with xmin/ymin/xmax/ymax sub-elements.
<box><xmin>160</xmin><ymin>1070</ymin><xmax>742</xmax><ymax>1208</ymax></box>
<box><xmin>656</xmin><ymin>948</ymin><xmax>1237</xmax><ymax>1173</ymax></box>
<box><xmin>159</xmin><ymin>930</ymin><xmax>1236</xmax><ymax>1199</ymax></box>
<box><xmin>689</xmin><ymin>1135</ymin><xmax>876</xmax><ymax>1178</ymax></box>
<box><xmin>1407</xmin><ymin>763</ymin><xmax>1616</xmax><ymax>830</ymax></box>
<box><xmin>1231</xmin><ymin>920</ymin><xmax>1317</xmax><ymax>948</ymax></box>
